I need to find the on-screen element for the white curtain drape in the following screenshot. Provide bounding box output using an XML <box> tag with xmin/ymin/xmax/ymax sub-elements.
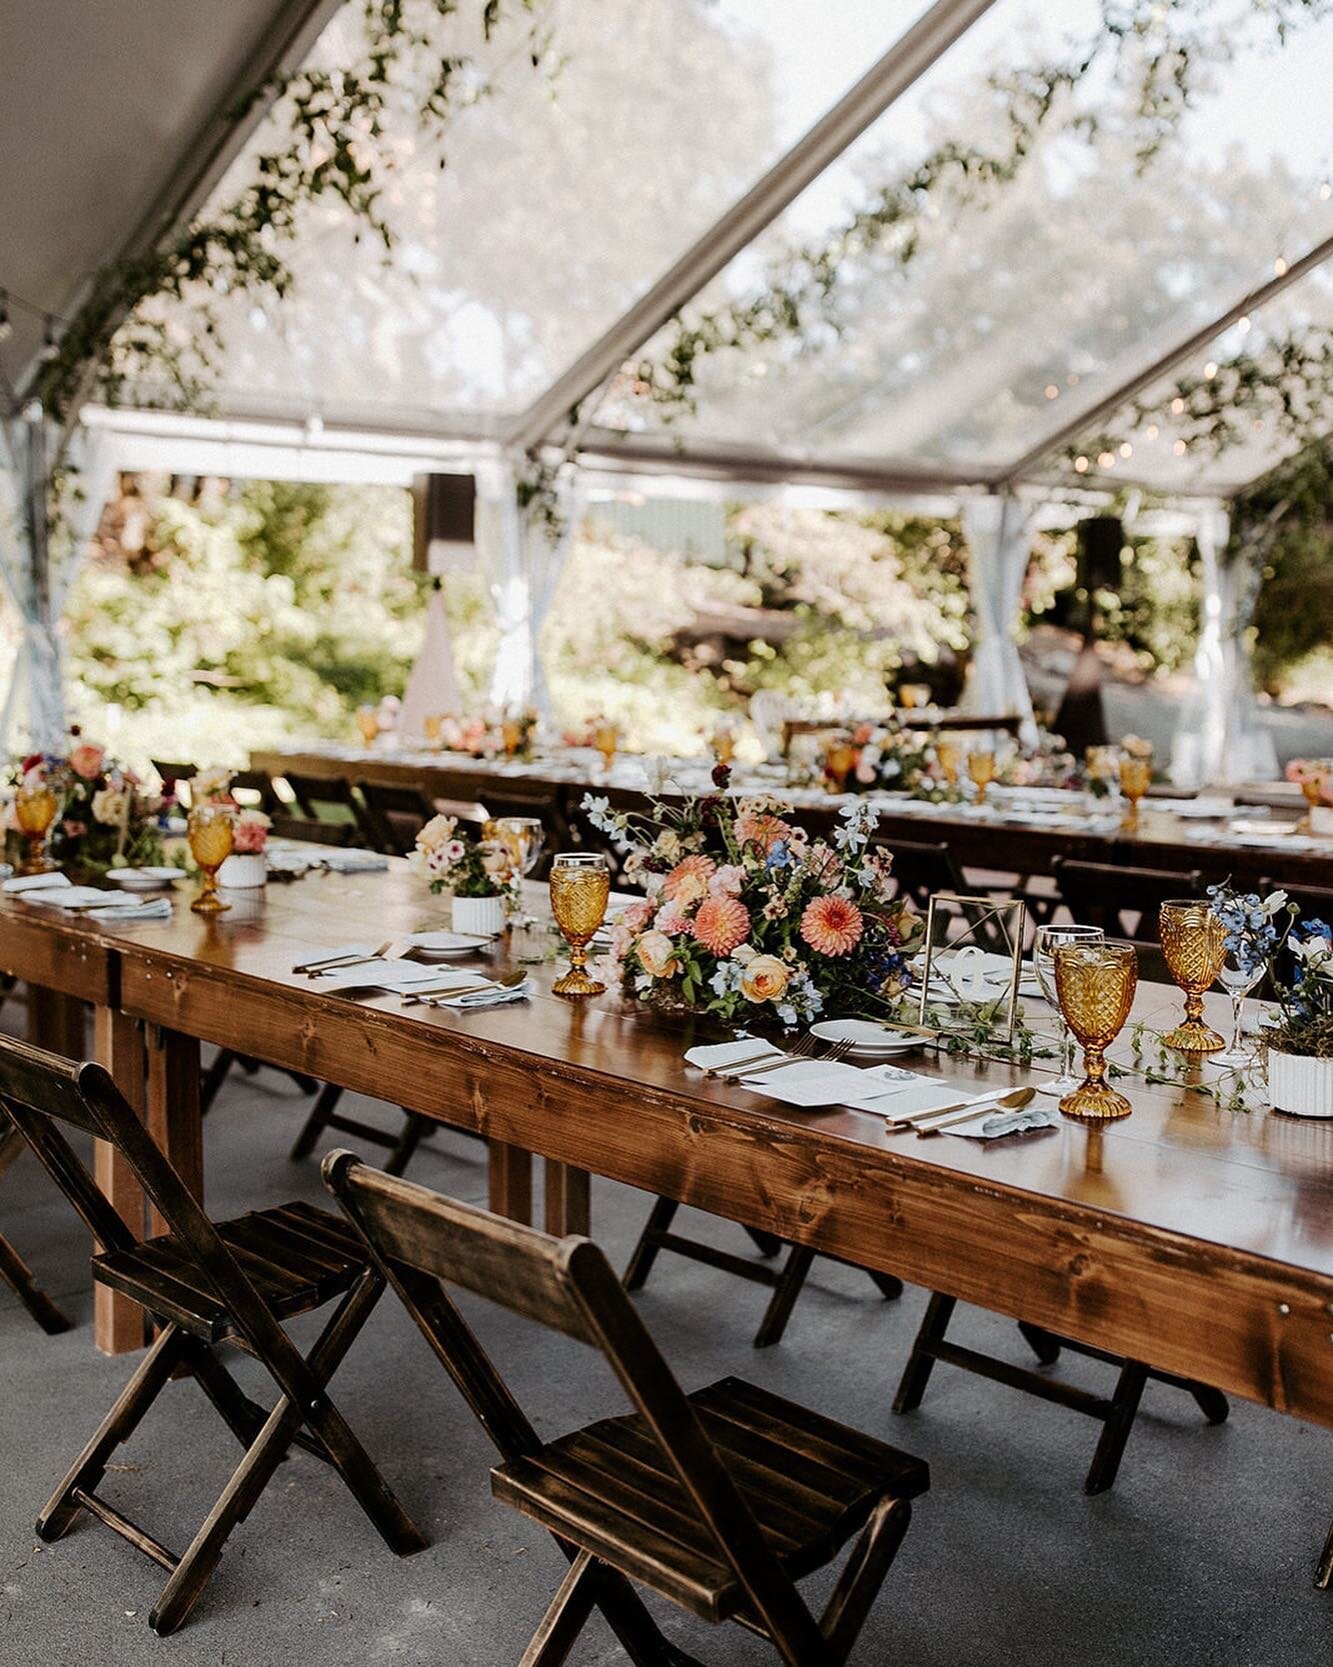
<box><xmin>0</xmin><ymin>416</ymin><xmax>115</xmax><ymax>753</ymax></box>
<box><xmin>960</xmin><ymin>493</ymin><xmax>1039</xmax><ymax>744</ymax></box>
<box><xmin>478</xmin><ymin>452</ymin><xmax>582</xmax><ymax>715</ymax></box>
<box><xmin>1170</xmin><ymin>505</ymin><xmax>1276</xmax><ymax>786</ymax></box>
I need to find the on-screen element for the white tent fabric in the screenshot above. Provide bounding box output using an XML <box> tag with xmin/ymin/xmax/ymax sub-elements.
<box><xmin>0</xmin><ymin>419</ymin><xmax>116</xmax><ymax>753</ymax></box>
<box><xmin>481</xmin><ymin>456</ymin><xmax>583</xmax><ymax>716</ymax></box>
<box><xmin>1170</xmin><ymin>505</ymin><xmax>1278</xmax><ymax>788</ymax></box>
<box><xmin>399</xmin><ymin>578</ymin><xmax>461</xmax><ymax>740</ymax></box>
<box><xmin>960</xmin><ymin>494</ymin><xmax>1038</xmax><ymax>744</ymax></box>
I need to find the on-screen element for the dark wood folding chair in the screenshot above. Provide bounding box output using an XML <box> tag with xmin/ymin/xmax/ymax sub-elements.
<box><xmin>0</xmin><ymin>1037</ymin><xmax>425</xmax><ymax>1634</ymax></box>
<box><xmin>284</xmin><ymin>771</ymin><xmax>382</xmax><ymax>849</ymax></box>
<box><xmin>324</xmin><ymin>1152</ymin><xmax>928</xmax><ymax>1667</ymax></box>
<box><xmin>357</xmin><ymin>779</ymin><xmax>437</xmax><ymax>857</ymax></box>
<box><xmin>0</xmin><ymin>1115</ymin><xmax>71</xmax><ymax>1334</ymax></box>
<box><xmin>1051</xmin><ymin>857</ymin><xmax>1205</xmax><ymax>982</ymax></box>
<box><xmin>892</xmin><ymin>1296</ymin><xmax>1228</xmax><ymax>1494</ymax></box>
<box><xmin>623</xmin><ymin>1200</ymin><xmax>902</xmax><ymax>1349</ymax></box>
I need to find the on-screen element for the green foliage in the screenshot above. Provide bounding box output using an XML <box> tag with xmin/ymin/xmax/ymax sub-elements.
<box><xmin>1235</xmin><ymin>440</ymin><xmax>1333</xmax><ymax>695</ymax></box>
<box><xmin>64</xmin><ymin>481</ymin><xmax>434</xmax><ymax>765</ymax></box>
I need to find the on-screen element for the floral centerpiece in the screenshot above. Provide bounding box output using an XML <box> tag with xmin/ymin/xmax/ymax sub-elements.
<box><xmin>7</xmin><ymin>732</ymin><xmax>170</xmax><ymax>871</ymax></box>
<box><xmin>583</xmin><ymin>769</ymin><xmax>923</xmax><ymax>1027</ymax></box>
<box><xmin>412</xmin><ymin>813</ymin><xmax>516</xmax><ymax>935</ymax></box>
<box><xmin>1285</xmin><ymin>757</ymin><xmax>1333</xmax><ymax>832</ymax></box>
<box><xmin>1208</xmin><ymin>882</ymin><xmax>1333</xmax><ymax>1116</ymax></box>
<box><xmin>996</xmin><ymin>730</ymin><xmax>1082</xmax><ymax>791</ymax></box>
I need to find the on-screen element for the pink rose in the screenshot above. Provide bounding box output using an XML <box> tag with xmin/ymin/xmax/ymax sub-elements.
<box><xmin>620</xmin><ymin>899</ymin><xmax>654</xmax><ymax>933</ymax></box>
<box><xmin>654</xmin><ymin>901</ymin><xmax>692</xmax><ymax>937</ymax></box>
<box><xmin>854</xmin><ymin>760</ymin><xmax>876</xmax><ymax>785</ymax></box>
<box><xmin>69</xmin><ymin>742</ymin><xmax>105</xmax><ymax>780</ymax></box>
<box><xmin>708</xmin><ymin>864</ymin><xmax>746</xmax><ymax>898</ymax></box>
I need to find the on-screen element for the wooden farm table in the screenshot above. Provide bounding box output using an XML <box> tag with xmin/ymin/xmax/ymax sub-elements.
<box><xmin>251</xmin><ymin>744</ymin><xmax>1333</xmax><ymax>890</ymax></box>
<box><xmin>7</xmin><ymin>869</ymin><xmax>1332</xmax><ymax>1439</ymax></box>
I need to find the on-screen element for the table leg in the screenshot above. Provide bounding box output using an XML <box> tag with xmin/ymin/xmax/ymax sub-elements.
<box><xmin>91</xmin><ymin>1006</ymin><xmax>148</xmax><ymax>1355</ymax></box>
<box><xmin>487</xmin><ymin>1141</ymin><xmax>532</xmax><ymax>1225</ymax></box>
<box><xmin>27</xmin><ymin>986</ymin><xmax>86</xmax><ymax>1059</ymax></box>
<box><xmin>146</xmin><ymin>1026</ymin><xmax>203</xmax><ymax>1234</ymax></box>
<box><xmin>544</xmin><ymin>1162</ymin><xmax>590</xmax><ymax>1238</ymax></box>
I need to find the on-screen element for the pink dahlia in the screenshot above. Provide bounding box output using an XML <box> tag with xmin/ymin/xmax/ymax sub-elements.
<box><xmin>662</xmin><ymin>853</ymin><xmax>717</xmax><ymax>906</ymax></box>
<box><xmin>800</xmin><ymin>894</ymin><xmax>864</xmax><ymax>957</ymax></box>
<box><xmin>692</xmin><ymin>895</ymin><xmax>751</xmax><ymax>957</ymax></box>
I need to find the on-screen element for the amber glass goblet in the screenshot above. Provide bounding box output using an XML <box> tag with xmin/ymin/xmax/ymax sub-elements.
<box><xmin>355</xmin><ymin>704</ymin><xmax>379</xmax><ymax>746</ymax></box>
<box><xmin>592</xmin><ymin>721</ymin><xmax>619</xmax><ymax>774</ymax></box>
<box><xmin>501</xmin><ymin>717</ymin><xmax>524</xmax><ymax>757</ymax></box>
<box><xmin>188</xmin><ymin>806</ymin><xmax>235</xmax><ymax>914</ymax></box>
<box><xmin>1297</xmin><ymin>767</ymin><xmax>1328</xmax><ymax>830</ymax></box>
<box><xmin>14</xmin><ymin>783</ymin><xmax>59</xmax><ymax>875</ymax></box>
<box><xmin>1053</xmin><ymin>941</ymin><xmax>1139</xmax><ymax>1121</ymax></box>
<box><xmin>423</xmin><ymin>712</ymin><xmax>444</xmax><ymax>748</ymax></box>
<box><xmin>1119</xmin><ymin>755</ymin><xmax>1151</xmax><ymax>823</ymax></box>
<box><xmin>549</xmin><ymin>852</ymin><xmax>610</xmax><ymax>996</ymax></box>
<box><xmin>936</xmin><ymin>739</ymin><xmax>960</xmax><ymax>791</ymax></box>
<box><xmin>825</xmin><ymin>739</ymin><xmax>857</xmax><ymax>794</ymax></box>
<box><xmin>967</xmin><ymin>749</ymin><xmax>996</xmax><ymax>806</ymax></box>
<box><xmin>1159</xmin><ymin>899</ymin><xmax>1226</xmax><ymax>1053</ymax></box>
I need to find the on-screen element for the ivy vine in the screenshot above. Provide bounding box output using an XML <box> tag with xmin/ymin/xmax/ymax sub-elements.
<box><xmin>34</xmin><ymin>0</ymin><xmax>555</xmax><ymax>433</ymax></box>
<box><xmin>629</xmin><ymin>0</ymin><xmax>1330</xmax><ymax>433</ymax></box>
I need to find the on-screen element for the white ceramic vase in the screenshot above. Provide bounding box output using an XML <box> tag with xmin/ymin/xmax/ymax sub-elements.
<box><xmin>1266</xmin><ymin>1049</ymin><xmax>1333</xmax><ymax>1119</ymax></box>
<box><xmin>218</xmin><ymin>852</ymin><xmax>267</xmax><ymax>890</ymax></box>
<box><xmin>1308</xmin><ymin>804</ymin><xmax>1333</xmax><ymax>837</ymax></box>
<box><xmin>452</xmin><ymin>893</ymin><xmax>506</xmax><ymax>937</ymax></box>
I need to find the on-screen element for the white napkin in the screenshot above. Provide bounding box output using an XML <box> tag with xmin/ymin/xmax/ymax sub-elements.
<box><xmin>948</xmin><ymin>1106</ymin><xmax>1060</xmax><ymax>1140</ymax></box>
<box><xmin>684</xmin><ymin>1038</ymin><xmax>786</xmax><ymax>1072</ymax></box>
<box><xmin>437</xmin><ymin>980</ymin><xmax>530</xmax><ymax>1009</ymax></box>
<box><xmin>88</xmin><ymin>897</ymin><xmax>174</xmax><ymax>922</ymax></box>
<box><xmin>319</xmin><ymin>850</ymin><xmax>390</xmax><ymax>873</ymax></box>
<box><xmin>25</xmin><ymin>885</ymin><xmax>114</xmax><ymax>909</ymax></box>
<box><xmin>316</xmin><ymin>961</ymin><xmax>456</xmax><ymax>993</ymax></box>
<box><xmin>3</xmin><ymin>871</ymin><xmax>72</xmax><ymax>894</ymax></box>
<box><xmin>878</xmin><ymin>1081</ymin><xmax>970</xmax><ymax>1120</ymax></box>
<box><xmin>733</xmin><ymin>1058</ymin><xmax>899</xmax><ymax>1108</ymax></box>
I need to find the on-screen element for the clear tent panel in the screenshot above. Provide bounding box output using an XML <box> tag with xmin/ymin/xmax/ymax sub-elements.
<box><xmin>595</xmin><ymin>0</ymin><xmax>1333</xmax><ymax>489</ymax></box>
<box><xmin>130</xmin><ymin>0</ymin><xmax>933</xmax><ymax>431</ymax></box>
<box><xmin>1067</xmin><ymin>259</ymin><xmax>1333</xmax><ymax>497</ymax></box>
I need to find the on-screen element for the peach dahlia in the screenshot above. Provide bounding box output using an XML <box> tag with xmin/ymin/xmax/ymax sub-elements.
<box><xmin>800</xmin><ymin>894</ymin><xmax>864</xmax><ymax>957</ymax></box>
<box><xmin>692</xmin><ymin>895</ymin><xmax>751</xmax><ymax>957</ymax></box>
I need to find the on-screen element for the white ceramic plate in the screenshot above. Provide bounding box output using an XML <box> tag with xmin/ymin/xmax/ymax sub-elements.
<box><xmin>107</xmin><ymin>866</ymin><xmax>182</xmax><ymax>890</ymax></box>
<box><xmin>408</xmin><ymin>930</ymin><xmax>495</xmax><ymax>961</ymax></box>
<box><xmin>810</xmin><ymin>1019</ymin><xmax>922</xmax><ymax>1056</ymax></box>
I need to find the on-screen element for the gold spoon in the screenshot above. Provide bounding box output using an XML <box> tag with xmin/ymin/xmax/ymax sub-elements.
<box><xmin>915</xmin><ymin>1086</ymin><xmax>1037</xmax><ymax>1137</ymax></box>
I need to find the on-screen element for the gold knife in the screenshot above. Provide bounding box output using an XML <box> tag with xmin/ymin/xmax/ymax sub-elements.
<box><xmin>915</xmin><ymin>1087</ymin><xmax>1037</xmax><ymax>1136</ymax></box>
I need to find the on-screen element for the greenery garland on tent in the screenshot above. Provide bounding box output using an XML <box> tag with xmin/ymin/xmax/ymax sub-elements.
<box><xmin>625</xmin><ymin>0</ymin><xmax>1331</xmax><ymax>459</ymax></box>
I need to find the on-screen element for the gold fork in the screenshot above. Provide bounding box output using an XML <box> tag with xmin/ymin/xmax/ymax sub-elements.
<box><xmin>710</xmin><ymin>1032</ymin><xmax>821</xmax><ymax>1079</ymax></box>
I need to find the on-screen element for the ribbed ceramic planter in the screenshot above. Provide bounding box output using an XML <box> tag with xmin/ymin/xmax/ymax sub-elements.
<box><xmin>218</xmin><ymin>852</ymin><xmax>267</xmax><ymax>889</ymax></box>
<box><xmin>1309</xmin><ymin>805</ymin><xmax>1333</xmax><ymax>837</ymax></box>
<box><xmin>452</xmin><ymin>893</ymin><xmax>506</xmax><ymax>937</ymax></box>
<box><xmin>1267</xmin><ymin>1049</ymin><xmax>1333</xmax><ymax>1119</ymax></box>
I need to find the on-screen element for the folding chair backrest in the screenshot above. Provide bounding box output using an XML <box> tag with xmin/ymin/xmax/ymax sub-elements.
<box><xmin>285</xmin><ymin>772</ymin><xmax>375</xmax><ymax>838</ymax></box>
<box><xmin>323</xmin><ymin>1153</ymin><xmax>811</xmax><ymax>1642</ymax></box>
<box><xmin>0</xmin><ymin>1037</ymin><xmax>319</xmax><ymax>1379</ymax></box>
<box><xmin>873</xmin><ymin>837</ymin><xmax>961</xmax><ymax>912</ymax></box>
<box><xmin>357</xmin><ymin>781</ymin><xmax>436</xmax><ymax>858</ymax></box>
<box><xmin>1053</xmin><ymin>857</ymin><xmax>1202</xmax><ymax>944</ymax></box>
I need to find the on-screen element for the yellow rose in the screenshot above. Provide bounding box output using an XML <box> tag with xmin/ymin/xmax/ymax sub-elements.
<box><xmin>637</xmin><ymin>930</ymin><xmax>679</xmax><ymax>979</ymax></box>
<box><xmin>739</xmin><ymin>953</ymin><xmax>791</xmax><ymax>1004</ymax></box>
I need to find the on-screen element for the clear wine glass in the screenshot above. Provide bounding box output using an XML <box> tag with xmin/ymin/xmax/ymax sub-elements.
<box><xmin>1213</xmin><ymin>946</ymin><xmax>1267</xmax><ymax>1067</ymax></box>
<box><xmin>1033</xmin><ymin>923</ymin><xmax>1105</xmax><ymax>1095</ymax></box>
<box><xmin>493</xmin><ymin>816</ymin><xmax>545</xmax><ymax>927</ymax></box>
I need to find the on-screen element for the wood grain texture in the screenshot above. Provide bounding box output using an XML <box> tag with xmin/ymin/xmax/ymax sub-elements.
<box><xmin>5</xmin><ymin>867</ymin><xmax>1333</xmax><ymax>1411</ymax></box>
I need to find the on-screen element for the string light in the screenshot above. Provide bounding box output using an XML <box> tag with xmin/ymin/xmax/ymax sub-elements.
<box><xmin>1097</xmin><ymin>450</ymin><xmax>1116</xmax><ymax>469</ymax></box>
<box><xmin>1073</xmin><ymin>455</ymin><xmax>1090</xmax><ymax>473</ymax></box>
<box><xmin>1173</xmin><ymin>439</ymin><xmax>1188</xmax><ymax>455</ymax></box>
<box><xmin>1044</xmin><ymin>384</ymin><xmax>1060</xmax><ymax>399</ymax></box>
<box><xmin>1171</xmin><ymin>396</ymin><xmax>1186</xmax><ymax>414</ymax></box>
<box><xmin>1118</xmin><ymin>441</ymin><xmax>1133</xmax><ymax>458</ymax></box>
<box><xmin>1145</xmin><ymin>423</ymin><xmax>1159</xmax><ymax>440</ymax></box>
<box><xmin>0</xmin><ymin>291</ymin><xmax>10</xmax><ymax>343</ymax></box>
<box><xmin>1321</xmin><ymin>183</ymin><xmax>1331</xmax><ymax>202</ymax></box>
<box><xmin>1203</xmin><ymin>361</ymin><xmax>1218</xmax><ymax>380</ymax></box>
<box><xmin>1274</xmin><ymin>256</ymin><xmax>1288</xmax><ymax>276</ymax></box>
<box><xmin>1237</xmin><ymin>315</ymin><xmax>1251</xmax><ymax>334</ymax></box>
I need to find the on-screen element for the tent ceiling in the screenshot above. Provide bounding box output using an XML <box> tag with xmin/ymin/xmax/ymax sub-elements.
<box><xmin>1</xmin><ymin>0</ymin><xmax>1330</xmax><ymax>500</ymax></box>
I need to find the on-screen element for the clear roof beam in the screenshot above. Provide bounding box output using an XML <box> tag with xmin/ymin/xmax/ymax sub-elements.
<box><xmin>998</xmin><ymin>230</ymin><xmax>1333</xmax><ymax>491</ymax></box>
<box><xmin>507</xmin><ymin>0</ymin><xmax>1003</xmax><ymax>454</ymax></box>
<box><xmin>19</xmin><ymin>0</ymin><xmax>345</xmax><ymax>404</ymax></box>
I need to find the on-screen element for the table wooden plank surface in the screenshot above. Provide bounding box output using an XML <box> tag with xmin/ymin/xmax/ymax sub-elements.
<box><xmin>7</xmin><ymin>867</ymin><xmax>1330</xmax><ymax>1417</ymax></box>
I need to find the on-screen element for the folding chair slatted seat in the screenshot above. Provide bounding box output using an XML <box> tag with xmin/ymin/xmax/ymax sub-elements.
<box><xmin>893</xmin><ymin>1295</ymin><xmax>1228</xmax><ymax>1495</ymax></box>
<box><xmin>0</xmin><ymin>1037</ymin><xmax>425</xmax><ymax>1636</ymax></box>
<box><xmin>325</xmin><ymin>1152</ymin><xmax>927</xmax><ymax>1667</ymax></box>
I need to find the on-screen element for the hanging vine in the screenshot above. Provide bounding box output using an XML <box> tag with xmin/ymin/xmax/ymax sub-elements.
<box><xmin>32</xmin><ymin>0</ymin><xmax>557</xmax><ymax>431</ymax></box>
<box><xmin>628</xmin><ymin>0</ymin><xmax>1330</xmax><ymax>425</ymax></box>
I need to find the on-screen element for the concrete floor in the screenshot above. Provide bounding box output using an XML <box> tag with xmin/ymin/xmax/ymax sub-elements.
<box><xmin>1</xmin><ymin>1059</ymin><xmax>1330</xmax><ymax>1667</ymax></box>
